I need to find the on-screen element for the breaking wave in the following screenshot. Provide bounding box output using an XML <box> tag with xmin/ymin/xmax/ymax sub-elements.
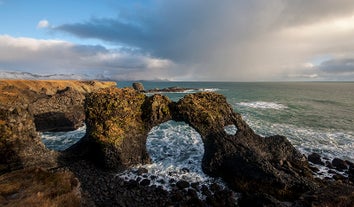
<box><xmin>237</xmin><ymin>101</ymin><xmax>287</xmax><ymax>110</ymax></box>
<box><xmin>40</xmin><ymin>125</ymin><xmax>86</xmax><ymax>151</ymax></box>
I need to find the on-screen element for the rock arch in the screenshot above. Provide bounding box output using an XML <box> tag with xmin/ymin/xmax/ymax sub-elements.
<box><xmin>70</xmin><ymin>87</ymin><xmax>317</xmax><ymax>199</ymax></box>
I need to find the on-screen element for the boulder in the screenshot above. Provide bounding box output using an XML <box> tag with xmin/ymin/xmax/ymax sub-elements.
<box><xmin>332</xmin><ymin>158</ymin><xmax>348</xmax><ymax>171</ymax></box>
<box><xmin>132</xmin><ymin>82</ymin><xmax>145</xmax><ymax>92</ymax></box>
<box><xmin>308</xmin><ymin>152</ymin><xmax>324</xmax><ymax>165</ymax></box>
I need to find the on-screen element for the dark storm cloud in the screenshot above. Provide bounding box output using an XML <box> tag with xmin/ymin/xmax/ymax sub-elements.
<box><xmin>55</xmin><ymin>1</ymin><xmax>272</xmax><ymax>62</ymax></box>
<box><xmin>318</xmin><ymin>58</ymin><xmax>354</xmax><ymax>73</ymax></box>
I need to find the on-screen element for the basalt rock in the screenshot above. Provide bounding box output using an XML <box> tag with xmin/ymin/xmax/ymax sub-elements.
<box><xmin>1</xmin><ymin>81</ymin><xmax>353</xmax><ymax>206</ymax></box>
<box><xmin>71</xmin><ymin>88</ymin><xmax>319</xmax><ymax>201</ymax></box>
<box><xmin>0</xmin><ymin>103</ymin><xmax>56</xmax><ymax>173</ymax></box>
<box><xmin>174</xmin><ymin>92</ymin><xmax>317</xmax><ymax>200</ymax></box>
<box><xmin>132</xmin><ymin>82</ymin><xmax>145</xmax><ymax>92</ymax></box>
<box><xmin>0</xmin><ymin>80</ymin><xmax>116</xmax><ymax>172</ymax></box>
<box><xmin>68</xmin><ymin>88</ymin><xmax>173</xmax><ymax>169</ymax></box>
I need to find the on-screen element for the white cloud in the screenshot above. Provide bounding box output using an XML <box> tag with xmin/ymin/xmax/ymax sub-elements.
<box><xmin>37</xmin><ymin>19</ymin><xmax>50</xmax><ymax>28</ymax></box>
<box><xmin>0</xmin><ymin>35</ymin><xmax>173</xmax><ymax>80</ymax></box>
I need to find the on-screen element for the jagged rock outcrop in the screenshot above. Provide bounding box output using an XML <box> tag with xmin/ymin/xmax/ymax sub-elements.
<box><xmin>132</xmin><ymin>82</ymin><xmax>145</xmax><ymax>92</ymax></box>
<box><xmin>0</xmin><ymin>80</ymin><xmax>116</xmax><ymax>173</ymax></box>
<box><xmin>70</xmin><ymin>88</ymin><xmax>318</xmax><ymax>201</ymax></box>
<box><xmin>174</xmin><ymin>92</ymin><xmax>317</xmax><ymax>200</ymax></box>
<box><xmin>69</xmin><ymin>88</ymin><xmax>172</xmax><ymax>169</ymax></box>
<box><xmin>132</xmin><ymin>82</ymin><xmax>197</xmax><ymax>93</ymax></box>
<box><xmin>0</xmin><ymin>103</ymin><xmax>56</xmax><ymax>173</ymax></box>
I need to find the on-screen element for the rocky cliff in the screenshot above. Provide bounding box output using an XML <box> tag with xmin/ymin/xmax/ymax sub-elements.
<box><xmin>1</xmin><ymin>81</ymin><xmax>353</xmax><ymax>206</ymax></box>
<box><xmin>70</xmin><ymin>88</ymin><xmax>319</xmax><ymax>201</ymax></box>
<box><xmin>0</xmin><ymin>80</ymin><xmax>116</xmax><ymax>172</ymax></box>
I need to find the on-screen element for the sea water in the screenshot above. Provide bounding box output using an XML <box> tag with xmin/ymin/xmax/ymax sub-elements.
<box><xmin>41</xmin><ymin>82</ymin><xmax>354</xmax><ymax>188</ymax></box>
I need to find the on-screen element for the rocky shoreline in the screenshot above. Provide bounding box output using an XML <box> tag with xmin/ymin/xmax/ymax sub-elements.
<box><xmin>1</xmin><ymin>80</ymin><xmax>354</xmax><ymax>206</ymax></box>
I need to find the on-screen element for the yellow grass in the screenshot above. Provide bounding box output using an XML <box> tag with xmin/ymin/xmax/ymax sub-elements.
<box><xmin>0</xmin><ymin>167</ymin><xmax>81</xmax><ymax>207</ymax></box>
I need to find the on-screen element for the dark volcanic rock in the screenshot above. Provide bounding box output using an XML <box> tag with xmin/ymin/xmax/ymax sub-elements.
<box><xmin>2</xmin><ymin>81</ymin><xmax>353</xmax><ymax>206</ymax></box>
<box><xmin>308</xmin><ymin>152</ymin><xmax>324</xmax><ymax>165</ymax></box>
<box><xmin>132</xmin><ymin>82</ymin><xmax>145</xmax><ymax>92</ymax></box>
<box><xmin>68</xmin><ymin>88</ymin><xmax>173</xmax><ymax>170</ymax></box>
<box><xmin>176</xmin><ymin>180</ymin><xmax>190</xmax><ymax>189</ymax></box>
<box><xmin>173</xmin><ymin>92</ymin><xmax>317</xmax><ymax>200</ymax></box>
<box><xmin>299</xmin><ymin>182</ymin><xmax>354</xmax><ymax>207</ymax></box>
<box><xmin>332</xmin><ymin>158</ymin><xmax>348</xmax><ymax>171</ymax></box>
<box><xmin>349</xmin><ymin>165</ymin><xmax>354</xmax><ymax>183</ymax></box>
<box><xmin>147</xmin><ymin>86</ymin><xmax>196</xmax><ymax>93</ymax></box>
<box><xmin>31</xmin><ymin>87</ymin><xmax>86</xmax><ymax>132</ymax></box>
<box><xmin>68</xmin><ymin>89</ymin><xmax>320</xmax><ymax>201</ymax></box>
<box><xmin>0</xmin><ymin>103</ymin><xmax>57</xmax><ymax>173</ymax></box>
<box><xmin>0</xmin><ymin>80</ymin><xmax>116</xmax><ymax>172</ymax></box>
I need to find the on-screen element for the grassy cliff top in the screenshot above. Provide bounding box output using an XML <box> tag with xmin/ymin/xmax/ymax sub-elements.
<box><xmin>0</xmin><ymin>80</ymin><xmax>117</xmax><ymax>104</ymax></box>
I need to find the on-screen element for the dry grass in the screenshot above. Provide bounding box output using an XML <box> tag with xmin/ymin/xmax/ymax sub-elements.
<box><xmin>0</xmin><ymin>80</ymin><xmax>116</xmax><ymax>104</ymax></box>
<box><xmin>0</xmin><ymin>167</ymin><xmax>81</xmax><ymax>207</ymax></box>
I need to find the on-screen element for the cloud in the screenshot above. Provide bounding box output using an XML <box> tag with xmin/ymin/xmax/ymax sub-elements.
<box><xmin>37</xmin><ymin>19</ymin><xmax>50</xmax><ymax>28</ymax></box>
<box><xmin>0</xmin><ymin>35</ymin><xmax>173</xmax><ymax>80</ymax></box>
<box><xmin>2</xmin><ymin>1</ymin><xmax>354</xmax><ymax>81</ymax></box>
<box><xmin>318</xmin><ymin>58</ymin><xmax>354</xmax><ymax>73</ymax></box>
<box><xmin>49</xmin><ymin>0</ymin><xmax>354</xmax><ymax>81</ymax></box>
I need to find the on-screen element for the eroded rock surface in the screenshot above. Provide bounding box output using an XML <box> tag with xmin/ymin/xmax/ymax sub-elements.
<box><xmin>70</xmin><ymin>88</ymin><xmax>319</xmax><ymax>202</ymax></box>
<box><xmin>69</xmin><ymin>88</ymin><xmax>172</xmax><ymax>169</ymax></box>
<box><xmin>0</xmin><ymin>80</ymin><xmax>116</xmax><ymax>172</ymax></box>
<box><xmin>1</xmin><ymin>82</ymin><xmax>353</xmax><ymax>206</ymax></box>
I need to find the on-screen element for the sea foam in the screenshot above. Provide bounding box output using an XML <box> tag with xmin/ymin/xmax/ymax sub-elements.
<box><xmin>244</xmin><ymin>117</ymin><xmax>354</xmax><ymax>163</ymax></box>
<box><xmin>237</xmin><ymin>101</ymin><xmax>287</xmax><ymax>110</ymax></box>
<box><xmin>40</xmin><ymin>125</ymin><xmax>86</xmax><ymax>151</ymax></box>
<box><xmin>118</xmin><ymin>120</ymin><xmax>226</xmax><ymax>192</ymax></box>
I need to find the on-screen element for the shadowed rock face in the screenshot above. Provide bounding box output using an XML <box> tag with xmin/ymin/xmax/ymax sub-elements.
<box><xmin>70</xmin><ymin>88</ymin><xmax>172</xmax><ymax>170</ymax></box>
<box><xmin>0</xmin><ymin>80</ymin><xmax>116</xmax><ymax>172</ymax></box>
<box><xmin>71</xmin><ymin>88</ymin><xmax>317</xmax><ymax>200</ymax></box>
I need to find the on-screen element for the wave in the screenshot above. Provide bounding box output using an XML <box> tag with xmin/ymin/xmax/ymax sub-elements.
<box><xmin>198</xmin><ymin>88</ymin><xmax>220</xmax><ymax>92</ymax></box>
<box><xmin>244</xmin><ymin>117</ymin><xmax>354</xmax><ymax>162</ymax></box>
<box><xmin>40</xmin><ymin>125</ymin><xmax>86</xmax><ymax>151</ymax></box>
<box><xmin>118</xmin><ymin>120</ymin><xmax>226</xmax><ymax>194</ymax></box>
<box><xmin>237</xmin><ymin>101</ymin><xmax>287</xmax><ymax>110</ymax></box>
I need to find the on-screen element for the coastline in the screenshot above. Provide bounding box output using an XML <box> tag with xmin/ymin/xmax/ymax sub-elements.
<box><xmin>1</xmin><ymin>80</ymin><xmax>354</xmax><ymax>206</ymax></box>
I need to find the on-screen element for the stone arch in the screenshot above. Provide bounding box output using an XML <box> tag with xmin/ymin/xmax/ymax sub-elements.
<box><xmin>74</xmin><ymin>87</ymin><xmax>316</xmax><ymax>199</ymax></box>
<box><xmin>74</xmin><ymin>88</ymin><xmax>246</xmax><ymax>171</ymax></box>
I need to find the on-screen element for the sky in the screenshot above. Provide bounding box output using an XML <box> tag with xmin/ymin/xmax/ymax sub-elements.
<box><xmin>1</xmin><ymin>0</ymin><xmax>354</xmax><ymax>81</ymax></box>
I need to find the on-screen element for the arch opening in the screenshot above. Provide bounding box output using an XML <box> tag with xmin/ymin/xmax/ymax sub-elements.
<box><xmin>224</xmin><ymin>124</ymin><xmax>238</xmax><ymax>135</ymax></box>
<box><xmin>146</xmin><ymin>120</ymin><xmax>205</xmax><ymax>182</ymax></box>
<box><xmin>118</xmin><ymin>120</ymin><xmax>227</xmax><ymax>192</ymax></box>
<box><xmin>40</xmin><ymin>124</ymin><xmax>86</xmax><ymax>151</ymax></box>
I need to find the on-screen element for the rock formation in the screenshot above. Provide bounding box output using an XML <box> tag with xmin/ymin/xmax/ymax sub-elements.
<box><xmin>132</xmin><ymin>82</ymin><xmax>145</xmax><ymax>92</ymax></box>
<box><xmin>68</xmin><ymin>88</ymin><xmax>173</xmax><ymax>169</ymax></box>
<box><xmin>1</xmin><ymin>81</ymin><xmax>353</xmax><ymax>206</ymax></box>
<box><xmin>132</xmin><ymin>82</ymin><xmax>197</xmax><ymax>93</ymax></box>
<box><xmin>0</xmin><ymin>80</ymin><xmax>116</xmax><ymax>172</ymax></box>
<box><xmin>70</xmin><ymin>87</ymin><xmax>317</xmax><ymax>201</ymax></box>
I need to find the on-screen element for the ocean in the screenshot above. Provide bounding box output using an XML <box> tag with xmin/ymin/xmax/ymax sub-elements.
<box><xmin>41</xmin><ymin>82</ymin><xmax>354</xmax><ymax>191</ymax></box>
